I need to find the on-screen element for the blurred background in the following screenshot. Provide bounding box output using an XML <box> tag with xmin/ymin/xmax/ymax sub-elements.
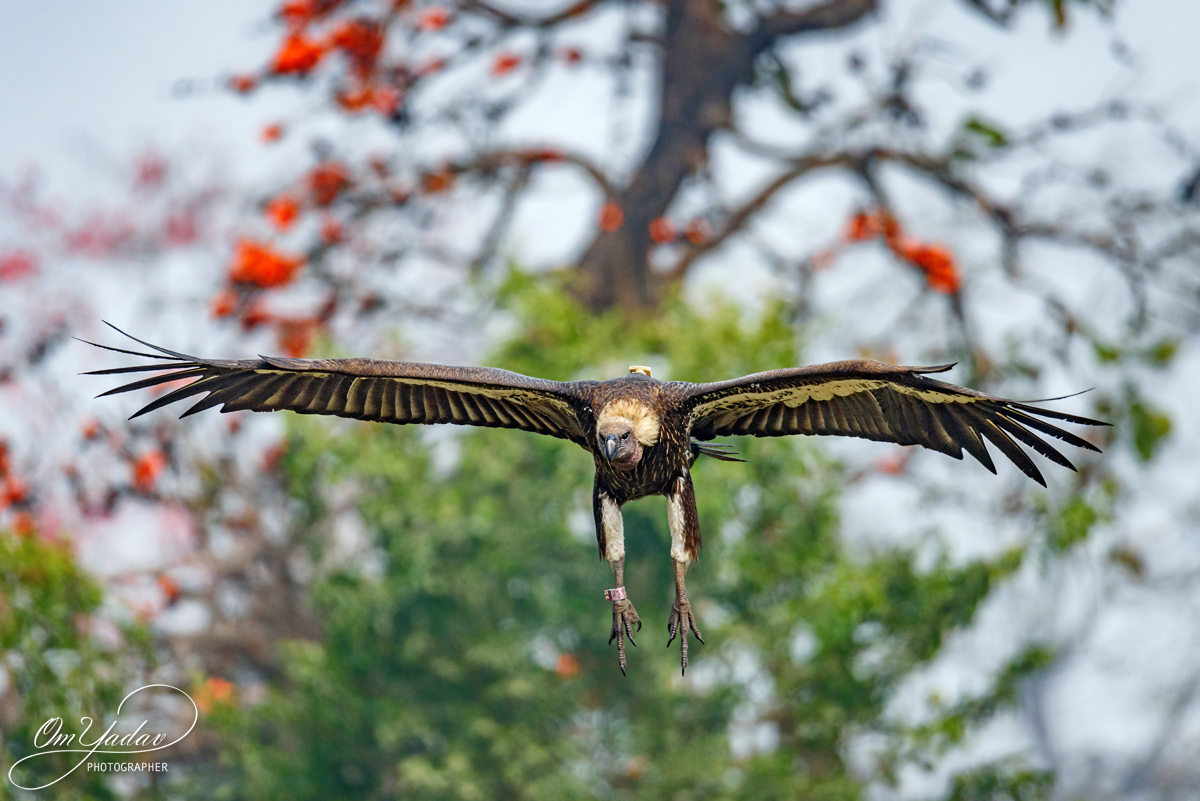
<box><xmin>2</xmin><ymin>0</ymin><xmax>1199</xmax><ymax>798</ymax></box>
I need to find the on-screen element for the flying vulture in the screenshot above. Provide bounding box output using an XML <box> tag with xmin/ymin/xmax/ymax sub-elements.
<box><xmin>86</xmin><ymin>325</ymin><xmax>1107</xmax><ymax>675</ymax></box>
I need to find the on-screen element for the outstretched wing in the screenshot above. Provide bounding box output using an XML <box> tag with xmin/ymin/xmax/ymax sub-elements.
<box><xmin>85</xmin><ymin>325</ymin><xmax>596</xmax><ymax>449</ymax></box>
<box><xmin>683</xmin><ymin>359</ymin><xmax>1108</xmax><ymax>486</ymax></box>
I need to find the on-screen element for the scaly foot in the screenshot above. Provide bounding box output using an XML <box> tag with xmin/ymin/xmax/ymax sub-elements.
<box><xmin>609</xmin><ymin>597</ymin><xmax>642</xmax><ymax>675</ymax></box>
<box><xmin>666</xmin><ymin>595</ymin><xmax>704</xmax><ymax>675</ymax></box>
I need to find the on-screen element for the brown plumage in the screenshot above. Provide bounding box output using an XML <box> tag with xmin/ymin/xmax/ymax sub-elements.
<box><xmin>85</xmin><ymin>325</ymin><xmax>1109</xmax><ymax>675</ymax></box>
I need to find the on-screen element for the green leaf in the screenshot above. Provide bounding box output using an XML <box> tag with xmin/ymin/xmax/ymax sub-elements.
<box><xmin>1145</xmin><ymin>338</ymin><xmax>1179</xmax><ymax>367</ymax></box>
<box><xmin>1130</xmin><ymin>401</ymin><xmax>1171</xmax><ymax>461</ymax></box>
<box><xmin>1050</xmin><ymin>497</ymin><xmax>1098</xmax><ymax>552</ymax></box>
<box><xmin>962</xmin><ymin>116</ymin><xmax>1009</xmax><ymax>148</ymax></box>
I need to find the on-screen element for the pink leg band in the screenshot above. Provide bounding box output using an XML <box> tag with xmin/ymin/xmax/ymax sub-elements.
<box><xmin>604</xmin><ymin>586</ymin><xmax>627</xmax><ymax>602</ymax></box>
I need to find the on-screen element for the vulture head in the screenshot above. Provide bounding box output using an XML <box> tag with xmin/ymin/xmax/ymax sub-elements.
<box><xmin>599</xmin><ymin>417</ymin><xmax>644</xmax><ymax>469</ymax></box>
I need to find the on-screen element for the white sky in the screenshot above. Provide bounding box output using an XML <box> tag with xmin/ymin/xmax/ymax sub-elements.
<box><xmin>3</xmin><ymin>1</ymin><xmax>1199</xmax><ymax>190</ymax></box>
<box><xmin>0</xmin><ymin>0</ymin><xmax>283</xmax><ymax>183</ymax></box>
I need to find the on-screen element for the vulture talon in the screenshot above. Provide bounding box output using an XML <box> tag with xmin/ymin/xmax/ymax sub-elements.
<box><xmin>667</xmin><ymin>595</ymin><xmax>702</xmax><ymax>675</ymax></box>
<box><xmin>610</xmin><ymin>597</ymin><xmax>642</xmax><ymax>675</ymax></box>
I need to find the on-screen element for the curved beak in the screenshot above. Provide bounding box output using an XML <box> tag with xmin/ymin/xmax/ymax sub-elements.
<box><xmin>604</xmin><ymin>435</ymin><xmax>619</xmax><ymax>462</ymax></box>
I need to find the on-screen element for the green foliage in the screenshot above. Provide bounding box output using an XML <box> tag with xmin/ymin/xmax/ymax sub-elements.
<box><xmin>1091</xmin><ymin>336</ymin><xmax>1179</xmax><ymax>368</ymax></box>
<box><xmin>0</xmin><ymin>531</ymin><xmax>146</xmax><ymax>800</ymax></box>
<box><xmin>962</xmin><ymin>117</ymin><xmax>1010</xmax><ymax>149</ymax></box>
<box><xmin>196</xmin><ymin>282</ymin><xmax>1054</xmax><ymax>800</ymax></box>
<box><xmin>1049</xmin><ymin>497</ymin><xmax>1097</xmax><ymax>553</ymax></box>
<box><xmin>904</xmin><ymin>645</ymin><xmax>1054</xmax><ymax>754</ymax></box>
<box><xmin>946</xmin><ymin>761</ymin><xmax>1052</xmax><ymax>801</ymax></box>
<box><xmin>1129</xmin><ymin>401</ymin><xmax>1171</xmax><ymax>462</ymax></box>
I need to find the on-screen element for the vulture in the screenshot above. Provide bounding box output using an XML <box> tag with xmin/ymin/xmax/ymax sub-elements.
<box><xmin>86</xmin><ymin>325</ymin><xmax>1107</xmax><ymax>675</ymax></box>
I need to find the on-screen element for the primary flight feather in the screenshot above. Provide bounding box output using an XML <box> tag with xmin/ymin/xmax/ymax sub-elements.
<box><xmin>86</xmin><ymin>324</ymin><xmax>1108</xmax><ymax>675</ymax></box>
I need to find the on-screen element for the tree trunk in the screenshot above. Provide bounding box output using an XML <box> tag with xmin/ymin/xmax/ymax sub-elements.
<box><xmin>575</xmin><ymin>0</ymin><xmax>749</xmax><ymax>313</ymax></box>
<box><xmin>573</xmin><ymin>0</ymin><xmax>877</xmax><ymax>313</ymax></box>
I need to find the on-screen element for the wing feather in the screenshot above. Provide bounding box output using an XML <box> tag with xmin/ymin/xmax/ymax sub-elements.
<box><xmin>1000</xmin><ymin>408</ymin><xmax>1101</xmax><ymax>453</ymax></box>
<box><xmin>991</xmin><ymin>413</ymin><xmax>1075</xmax><ymax>472</ymax></box>
<box><xmin>974</xmin><ymin>415</ymin><xmax>1046</xmax><ymax>486</ymax></box>
<box><xmin>95</xmin><ymin>368</ymin><xmax>208</xmax><ymax>397</ymax></box>
<box><xmin>87</xmin><ymin>326</ymin><xmax>595</xmax><ymax>448</ymax></box>
<box><xmin>685</xmin><ymin>359</ymin><xmax>1107</xmax><ymax>483</ymax></box>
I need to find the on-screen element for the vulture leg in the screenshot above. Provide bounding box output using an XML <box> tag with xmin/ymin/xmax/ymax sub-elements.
<box><xmin>608</xmin><ymin>558</ymin><xmax>641</xmax><ymax>676</ymax></box>
<box><xmin>595</xmin><ymin>479</ymin><xmax>640</xmax><ymax>675</ymax></box>
<box><xmin>666</xmin><ymin>472</ymin><xmax>704</xmax><ymax>675</ymax></box>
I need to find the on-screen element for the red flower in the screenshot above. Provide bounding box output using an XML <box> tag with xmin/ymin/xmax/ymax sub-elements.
<box><xmin>876</xmin><ymin>448</ymin><xmax>913</xmax><ymax>475</ymax></box>
<box><xmin>265</xmin><ymin>194</ymin><xmax>301</xmax><ymax>231</ymax></box>
<box><xmin>280</xmin><ymin>0</ymin><xmax>343</xmax><ymax>25</ymax></box>
<box><xmin>683</xmin><ymin>218</ymin><xmax>710</xmax><ymax>245</ymax></box>
<box><xmin>371</xmin><ymin>86</ymin><xmax>402</xmax><ymax>115</ymax></box>
<box><xmin>165</xmin><ymin>211</ymin><xmax>198</xmax><ymax>246</ymax></box>
<box><xmin>331</xmin><ymin>19</ymin><xmax>384</xmax><ymax>78</ymax></box>
<box><xmin>81</xmin><ymin>417</ymin><xmax>101</xmax><ymax>440</ymax></box>
<box><xmin>555</xmin><ymin>653</ymin><xmax>579</xmax><ymax>677</ymax></box>
<box><xmin>844</xmin><ymin>210</ymin><xmax>882</xmax><ymax>242</ymax></box>
<box><xmin>0</xmin><ymin>251</ymin><xmax>36</xmax><ymax>281</ymax></box>
<box><xmin>279</xmin><ymin>0</ymin><xmax>314</xmax><ymax>26</ymax></box>
<box><xmin>648</xmin><ymin>217</ymin><xmax>674</xmax><ymax>244</ymax></box>
<box><xmin>136</xmin><ymin>153</ymin><xmax>167</xmax><ymax>189</ymax></box>
<box><xmin>309</xmin><ymin>162</ymin><xmax>350</xmax><ymax>205</ymax></box>
<box><xmin>369</xmin><ymin>157</ymin><xmax>391</xmax><ymax>177</ymax></box>
<box><xmin>261</xmin><ymin>123</ymin><xmax>284</xmax><ymax>143</ymax></box>
<box><xmin>228</xmin><ymin>240</ymin><xmax>304</xmax><ymax>288</ymax></box>
<box><xmin>810</xmin><ymin>248</ymin><xmax>836</xmax><ymax>271</ymax></box>
<box><xmin>210</xmin><ymin>288</ymin><xmax>239</xmax><ymax>319</ymax></box>
<box><xmin>599</xmin><ymin>202</ymin><xmax>624</xmax><ymax>232</ymax></box>
<box><xmin>194</xmin><ymin>677</ymin><xmax>237</xmax><ymax>713</ymax></box>
<box><xmin>1</xmin><ymin>476</ymin><xmax>29</xmax><ymax>509</ymax></box>
<box><xmin>320</xmin><ymin>215</ymin><xmax>343</xmax><ymax>244</ymax></box>
<box><xmin>157</xmin><ymin>574</ymin><xmax>181</xmax><ymax>604</ymax></box>
<box><xmin>271</xmin><ymin>33</ymin><xmax>327</xmax><ymax>75</ymax></box>
<box><xmin>229</xmin><ymin>74</ymin><xmax>259</xmax><ymax>94</ymax></box>
<box><xmin>277</xmin><ymin>318</ymin><xmax>317</xmax><ymax>357</ymax></box>
<box><xmin>418</xmin><ymin>7</ymin><xmax>450</xmax><ymax>30</ymax></box>
<box><xmin>420</xmin><ymin>168</ymin><xmax>455</xmax><ymax>194</ymax></box>
<box><xmin>12</xmin><ymin>512</ymin><xmax>35</xmax><ymax>538</ymax></box>
<box><xmin>491</xmin><ymin>52</ymin><xmax>521</xmax><ymax>76</ymax></box>
<box><xmin>336</xmin><ymin>85</ymin><xmax>373</xmax><ymax>112</ymax></box>
<box><xmin>241</xmin><ymin>301</ymin><xmax>274</xmax><ymax>330</ymax></box>
<box><xmin>132</xmin><ymin>450</ymin><xmax>167</xmax><ymax>493</ymax></box>
<box><xmin>261</xmin><ymin>443</ymin><xmax>288</xmax><ymax>471</ymax></box>
<box><xmin>904</xmin><ymin>243</ymin><xmax>962</xmax><ymax>294</ymax></box>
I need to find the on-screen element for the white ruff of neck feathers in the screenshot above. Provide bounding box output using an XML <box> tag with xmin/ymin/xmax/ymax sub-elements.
<box><xmin>597</xmin><ymin>399</ymin><xmax>660</xmax><ymax>446</ymax></box>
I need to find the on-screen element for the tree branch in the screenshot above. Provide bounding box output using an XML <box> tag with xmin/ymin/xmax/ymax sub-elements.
<box><xmin>751</xmin><ymin>0</ymin><xmax>878</xmax><ymax>52</ymax></box>
<box><xmin>460</xmin><ymin>0</ymin><xmax>606</xmax><ymax>30</ymax></box>
<box><xmin>666</xmin><ymin>153</ymin><xmax>855</xmax><ymax>279</ymax></box>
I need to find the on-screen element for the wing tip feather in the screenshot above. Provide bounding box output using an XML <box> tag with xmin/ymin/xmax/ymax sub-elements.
<box><xmin>906</xmin><ymin>362</ymin><xmax>957</xmax><ymax>374</ymax></box>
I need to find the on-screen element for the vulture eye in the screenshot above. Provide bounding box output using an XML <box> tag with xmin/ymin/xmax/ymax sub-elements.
<box><xmin>621</xmin><ymin>433</ymin><xmax>629</xmax><ymax>440</ymax></box>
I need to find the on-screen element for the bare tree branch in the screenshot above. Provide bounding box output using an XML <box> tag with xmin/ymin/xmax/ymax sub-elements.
<box><xmin>752</xmin><ymin>0</ymin><xmax>878</xmax><ymax>49</ymax></box>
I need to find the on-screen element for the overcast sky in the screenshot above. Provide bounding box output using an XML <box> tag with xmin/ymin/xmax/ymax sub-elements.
<box><xmin>0</xmin><ymin>0</ymin><xmax>283</xmax><ymax>183</ymax></box>
<box><xmin>2</xmin><ymin>1</ymin><xmax>1198</xmax><ymax>187</ymax></box>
